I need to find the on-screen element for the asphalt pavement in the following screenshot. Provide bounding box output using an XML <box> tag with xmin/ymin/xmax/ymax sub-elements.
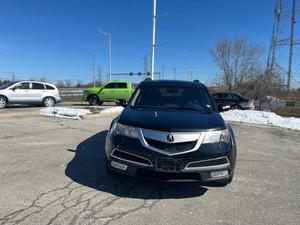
<box><xmin>0</xmin><ymin>114</ymin><xmax>299</xmax><ymax>225</ymax></box>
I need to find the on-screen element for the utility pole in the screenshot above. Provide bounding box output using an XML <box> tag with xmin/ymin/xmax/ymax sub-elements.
<box><xmin>161</xmin><ymin>64</ymin><xmax>165</xmax><ymax>80</ymax></box>
<box><xmin>287</xmin><ymin>0</ymin><xmax>296</xmax><ymax>90</ymax></box>
<box><xmin>181</xmin><ymin>53</ymin><xmax>190</xmax><ymax>81</ymax></box>
<box><xmin>98</xmin><ymin>65</ymin><xmax>102</xmax><ymax>85</ymax></box>
<box><xmin>266</xmin><ymin>0</ymin><xmax>299</xmax><ymax>90</ymax></box>
<box><xmin>143</xmin><ymin>54</ymin><xmax>149</xmax><ymax>79</ymax></box>
<box><xmin>12</xmin><ymin>72</ymin><xmax>15</xmax><ymax>81</ymax></box>
<box><xmin>97</xmin><ymin>30</ymin><xmax>111</xmax><ymax>82</ymax></box>
<box><xmin>150</xmin><ymin>0</ymin><xmax>167</xmax><ymax>80</ymax></box>
<box><xmin>190</xmin><ymin>71</ymin><xmax>192</xmax><ymax>81</ymax></box>
<box><xmin>150</xmin><ymin>0</ymin><xmax>157</xmax><ymax>80</ymax></box>
<box><xmin>93</xmin><ymin>55</ymin><xmax>95</xmax><ymax>88</ymax></box>
<box><xmin>173</xmin><ymin>67</ymin><xmax>176</xmax><ymax>80</ymax></box>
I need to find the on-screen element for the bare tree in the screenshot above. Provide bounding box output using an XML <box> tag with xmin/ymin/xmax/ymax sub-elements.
<box><xmin>76</xmin><ymin>80</ymin><xmax>83</xmax><ymax>88</ymax></box>
<box><xmin>209</xmin><ymin>36</ymin><xmax>265</xmax><ymax>92</ymax></box>
<box><xmin>40</xmin><ymin>77</ymin><xmax>47</xmax><ymax>82</ymax></box>
<box><xmin>56</xmin><ymin>80</ymin><xmax>65</xmax><ymax>88</ymax></box>
<box><xmin>65</xmin><ymin>80</ymin><xmax>72</xmax><ymax>88</ymax></box>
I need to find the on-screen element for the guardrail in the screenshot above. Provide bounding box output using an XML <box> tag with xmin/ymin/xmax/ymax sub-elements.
<box><xmin>59</xmin><ymin>88</ymin><xmax>85</xmax><ymax>97</ymax></box>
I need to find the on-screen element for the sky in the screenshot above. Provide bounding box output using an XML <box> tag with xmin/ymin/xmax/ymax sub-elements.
<box><xmin>0</xmin><ymin>0</ymin><xmax>299</xmax><ymax>87</ymax></box>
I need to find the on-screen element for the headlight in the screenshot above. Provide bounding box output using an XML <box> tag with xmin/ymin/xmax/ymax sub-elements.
<box><xmin>114</xmin><ymin>123</ymin><xmax>138</xmax><ymax>139</ymax></box>
<box><xmin>202</xmin><ymin>129</ymin><xmax>230</xmax><ymax>143</ymax></box>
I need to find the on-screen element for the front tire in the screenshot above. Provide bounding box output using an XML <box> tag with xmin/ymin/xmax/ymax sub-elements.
<box><xmin>88</xmin><ymin>95</ymin><xmax>100</xmax><ymax>105</ymax></box>
<box><xmin>0</xmin><ymin>96</ymin><xmax>7</xmax><ymax>108</ymax></box>
<box><xmin>231</xmin><ymin>105</ymin><xmax>241</xmax><ymax>110</ymax></box>
<box><xmin>43</xmin><ymin>97</ymin><xmax>55</xmax><ymax>107</ymax></box>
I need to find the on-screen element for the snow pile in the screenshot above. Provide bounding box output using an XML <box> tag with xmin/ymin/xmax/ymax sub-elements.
<box><xmin>40</xmin><ymin>107</ymin><xmax>92</xmax><ymax>120</ymax></box>
<box><xmin>221</xmin><ymin>110</ymin><xmax>300</xmax><ymax>131</ymax></box>
<box><xmin>100</xmin><ymin>106</ymin><xmax>124</xmax><ymax>114</ymax></box>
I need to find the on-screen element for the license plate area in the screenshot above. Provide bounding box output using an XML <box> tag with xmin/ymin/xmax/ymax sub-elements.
<box><xmin>156</xmin><ymin>158</ymin><xmax>182</xmax><ymax>172</ymax></box>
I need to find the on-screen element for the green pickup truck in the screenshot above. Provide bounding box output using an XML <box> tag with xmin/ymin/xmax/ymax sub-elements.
<box><xmin>82</xmin><ymin>81</ymin><xmax>135</xmax><ymax>105</ymax></box>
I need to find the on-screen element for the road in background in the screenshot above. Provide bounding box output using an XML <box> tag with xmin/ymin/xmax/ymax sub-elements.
<box><xmin>0</xmin><ymin>102</ymin><xmax>115</xmax><ymax>118</ymax></box>
<box><xmin>0</xmin><ymin>116</ymin><xmax>299</xmax><ymax>225</ymax></box>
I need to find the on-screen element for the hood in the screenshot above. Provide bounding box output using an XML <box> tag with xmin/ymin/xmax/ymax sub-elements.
<box><xmin>118</xmin><ymin>107</ymin><xmax>226</xmax><ymax>132</ymax></box>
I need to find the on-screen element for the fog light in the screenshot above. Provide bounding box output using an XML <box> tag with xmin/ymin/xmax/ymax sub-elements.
<box><xmin>211</xmin><ymin>170</ymin><xmax>228</xmax><ymax>178</ymax></box>
<box><xmin>111</xmin><ymin>161</ymin><xmax>128</xmax><ymax>171</ymax></box>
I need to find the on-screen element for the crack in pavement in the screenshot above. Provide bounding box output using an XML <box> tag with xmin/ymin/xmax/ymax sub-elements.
<box><xmin>0</xmin><ymin>176</ymin><xmax>163</xmax><ymax>225</ymax></box>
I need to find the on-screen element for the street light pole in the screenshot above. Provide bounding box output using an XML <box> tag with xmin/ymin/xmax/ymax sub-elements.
<box><xmin>97</xmin><ymin>30</ymin><xmax>111</xmax><ymax>82</ymax></box>
<box><xmin>150</xmin><ymin>0</ymin><xmax>156</xmax><ymax>80</ymax></box>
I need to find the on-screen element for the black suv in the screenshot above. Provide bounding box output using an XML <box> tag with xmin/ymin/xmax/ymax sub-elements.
<box><xmin>212</xmin><ymin>92</ymin><xmax>254</xmax><ymax>110</ymax></box>
<box><xmin>105</xmin><ymin>80</ymin><xmax>237</xmax><ymax>184</ymax></box>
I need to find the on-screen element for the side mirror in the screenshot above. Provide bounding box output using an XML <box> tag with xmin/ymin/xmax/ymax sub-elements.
<box><xmin>115</xmin><ymin>99</ymin><xmax>126</xmax><ymax>107</ymax></box>
<box><xmin>10</xmin><ymin>87</ymin><xmax>17</xmax><ymax>92</ymax></box>
<box><xmin>218</xmin><ymin>104</ymin><xmax>230</xmax><ymax>112</ymax></box>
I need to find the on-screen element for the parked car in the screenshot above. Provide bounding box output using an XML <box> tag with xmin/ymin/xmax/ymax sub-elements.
<box><xmin>211</xmin><ymin>92</ymin><xmax>254</xmax><ymax>110</ymax></box>
<box><xmin>0</xmin><ymin>81</ymin><xmax>61</xmax><ymax>108</ymax></box>
<box><xmin>82</xmin><ymin>81</ymin><xmax>135</xmax><ymax>106</ymax></box>
<box><xmin>105</xmin><ymin>79</ymin><xmax>237</xmax><ymax>185</ymax></box>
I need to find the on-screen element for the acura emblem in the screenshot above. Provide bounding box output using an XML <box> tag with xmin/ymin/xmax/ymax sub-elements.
<box><xmin>166</xmin><ymin>134</ymin><xmax>174</xmax><ymax>143</ymax></box>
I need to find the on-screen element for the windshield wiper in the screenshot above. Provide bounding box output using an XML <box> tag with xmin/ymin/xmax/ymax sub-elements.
<box><xmin>131</xmin><ymin>105</ymin><xmax>151</xmax><ymax>109</ymax></box>
<box><xmin>167</xmin><ymin>107</ymin><xmax>203</xmax><ymax>112</ymax></box>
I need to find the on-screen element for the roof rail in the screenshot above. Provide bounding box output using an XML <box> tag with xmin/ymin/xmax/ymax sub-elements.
<box><xmin>193</xmin><ymin>79</ymin><xmax>200</xmax><ymax>83</ymax></box>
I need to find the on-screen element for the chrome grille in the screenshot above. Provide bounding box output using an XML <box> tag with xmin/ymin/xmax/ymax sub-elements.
<box><xmin>145</xmin><ymin>137</ymin><xmax>197</xmax><ymax>152</ymax></box>
<box><xmin>137</xmin><ymin>128</ymin><xmax>204</xmax><ymax>156</ymax></box>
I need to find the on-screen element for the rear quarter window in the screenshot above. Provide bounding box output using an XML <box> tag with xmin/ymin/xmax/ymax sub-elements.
<box><xmin>117</xmin><ymin>83</ymin><xmax>127</xmax><ymax>88</ymax></box>
<box><xmin>45</xmin><ymin>85</ymin><xmax>55</xmax><ymax>90</ymax></box>
<box><xmin>32</xmin><ymin>83</ymin><xmax>45</xmax><ymax>89</ymax></box>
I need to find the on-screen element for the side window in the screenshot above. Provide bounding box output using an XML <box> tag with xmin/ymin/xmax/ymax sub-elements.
<box><xmin>117</xmin><ymin>83</ymin><xmax>127</xmax><ymax>89</ymax></box>
<box><xmin>32</xmin><ymin>83</ymin><xmax>45</xmax><ymax>90</ymax></box>
<box><xmin>230</xmin><ymin>94</ymin><xmax>239</xmax><ymax>99</ymax></box>
<box><xmin>15</xmin><ymin>82</ymin><xmax>30</xmax><ymax>90</ymax></box>
<box><xmin>45</xmin><ymin>85</ymin><xmax>55</xmax><ymax>90</ymax></box>
<box><xmin>213</xmin><ymin>93</ymin><xmax>222</xmax><ymax>99</ymax></box>
<box><xmin>223</xmin><ymin>93</ymin><xmax>232</xmax><ymax>99</ymax></box>
<box><xmin>105</xmin><ymin>83</ymin><xmax>117</xmax><ymax>89</ymax></box>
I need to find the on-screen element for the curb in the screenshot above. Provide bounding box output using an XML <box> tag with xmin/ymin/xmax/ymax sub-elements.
<box><xmin>0</xmin><ymin>111</ymin><xmax>40</xmax><ymax>119</ymax></box>
<box><xmin>80</xmin><ymin>111</ymin><xmax>121</xmax><ymax>119</ymax></box>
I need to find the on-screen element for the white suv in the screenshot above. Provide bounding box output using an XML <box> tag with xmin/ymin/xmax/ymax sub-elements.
<box><xmin>0</xmin><ymin>81</ymin><xmax>61</xmax><ymax>108</ymax></box>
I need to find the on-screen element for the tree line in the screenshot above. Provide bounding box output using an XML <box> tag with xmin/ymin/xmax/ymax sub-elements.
<box><xmin>209</xmin><ymin>36</ymin><xmax>291</xmax><ymax>100</ymax></box>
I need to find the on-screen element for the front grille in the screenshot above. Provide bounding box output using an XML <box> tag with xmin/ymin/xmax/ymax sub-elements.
<box><xmin>186</xmin><ymin>157</ymin><xmax>228</xmax><ymax>168</ymax></box>
<box><xmin>136</xmin><ymin>168</ymin><xmax>201</xmax><ymax>181</ymax></box>
<box><xmin>112</xmin><ymin>149</ymin><xmax>152</xmax><ymax>166</ymax></box>
<box><xmin>145</xmin><ymin>137</ymin><xmax>197</xmax><ymax>152</ymax></box>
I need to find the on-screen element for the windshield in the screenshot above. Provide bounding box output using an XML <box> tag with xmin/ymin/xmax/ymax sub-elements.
<box><xmin>131</xmin><ymin>84</ymin><xmax>214</xmax><ymax>112</ymax></box>
<box><xmin>0</xmin><ymin>81</ymin><xmax>19</xmax><ymax>90</ymax></box>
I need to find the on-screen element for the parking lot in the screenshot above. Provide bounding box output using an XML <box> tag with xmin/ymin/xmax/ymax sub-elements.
<box><xmin>0</xmin><ymin>113</ymin><xmax>299</xmax><ymax>225</ymax></box>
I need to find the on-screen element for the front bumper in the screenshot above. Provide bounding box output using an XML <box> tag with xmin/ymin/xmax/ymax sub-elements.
<box><xmin>82</xmin><ymin>95</ymin><xmax>87</xmax><ymax>102</ymax></box>
<box><xmin>105</xmin><ymin>135</ymin><xmax>236</xmax><ymax>182</ymax></box>
<box><xmin>56</xmin><ymin>97</ymin><xmax>62</xmax><ymax>103</ymax></box>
